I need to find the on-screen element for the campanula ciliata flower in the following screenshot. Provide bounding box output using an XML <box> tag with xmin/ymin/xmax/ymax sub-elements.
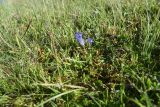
<box><xmin>75</xmin><ymin>32</ymin><xmax>85</xmax><ymax>46</ymax></box>
<box><xmin>87</xmin><ymin>37</ymin><xmax>94</xmax><ymax>45</ymax></box>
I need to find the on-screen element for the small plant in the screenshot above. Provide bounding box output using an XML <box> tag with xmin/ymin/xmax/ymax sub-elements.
<box><xmin>75</xmin><ymin>32</ymin><xmax>94</xmax><ymax>47</ymax></box>
<box><xmin>0</xmin><ymin>0</ymin><xmax>160</xmax><ymax>106</ymax></box>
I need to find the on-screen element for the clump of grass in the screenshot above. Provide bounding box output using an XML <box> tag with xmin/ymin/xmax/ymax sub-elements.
<box><xmin>0</xmin><ymin>0</ymin><xmax>160</xmax><ymax>106</ymax></box>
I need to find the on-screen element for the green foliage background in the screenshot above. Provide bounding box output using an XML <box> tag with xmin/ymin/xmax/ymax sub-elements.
<box><xmin>0</xmin><ymin>0</ymin><xmax>160</xmax><ymax>106</ymax></box>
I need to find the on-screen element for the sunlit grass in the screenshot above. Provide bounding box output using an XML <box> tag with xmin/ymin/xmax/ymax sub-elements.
<box><xmin>0</xmin><ymin>0</ymin><xmax>160</xmax><ymax>106</ymax></box>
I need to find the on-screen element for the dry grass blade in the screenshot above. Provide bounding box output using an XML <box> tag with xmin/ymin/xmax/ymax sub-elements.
<box><xmin>34</xmin><ymin>83</ymin><xmax>86</xmax><ymax>89</ymax></box>
<box><xmin>37</xmin><ymin>89</ymin><xmax>82</xmax><ymax>107</ymax></box>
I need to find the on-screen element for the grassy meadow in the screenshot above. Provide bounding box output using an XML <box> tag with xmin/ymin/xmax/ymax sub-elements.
<box><xmin>0</xmin><ymin>0</ymin><xmax>160</xmax><ymax>106</ymax></box>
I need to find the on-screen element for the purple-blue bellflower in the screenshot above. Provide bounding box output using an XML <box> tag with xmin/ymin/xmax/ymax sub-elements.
<box><xmin>75</xmin><ymin>32</ymin><xmax>85</xmax><ymax>46</ymax></box>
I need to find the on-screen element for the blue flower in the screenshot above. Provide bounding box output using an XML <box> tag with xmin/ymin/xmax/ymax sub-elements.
<box><xmin>75</xmin><ymin>32</ymin><xmax>85</xmax><ymax>46</ymax></box>
<box><xmin>87</xmin><ymin>37</ymin><xmax>94</xmax><ymax>45</ymax></box>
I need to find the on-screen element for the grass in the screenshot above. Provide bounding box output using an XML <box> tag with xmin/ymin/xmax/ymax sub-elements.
<box><xmin>0</xmin><ymin>0</ymin><xmax>160</xmax><ymax>106</ymax></box>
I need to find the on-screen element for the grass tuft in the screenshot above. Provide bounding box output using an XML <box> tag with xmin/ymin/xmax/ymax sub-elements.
<box><xmin>0</xmin><ymin>0</ymin><xmax>160</xmax><ymax>106</ymax></box>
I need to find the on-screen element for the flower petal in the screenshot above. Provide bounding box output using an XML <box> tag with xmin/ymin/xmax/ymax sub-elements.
<box><xmin>79</xmin><ymin>38</ymin><xmax>85</xmax><ymax>46</ymax></box>
<box><xmin>75</xmin><ymin>32</ymin><xmax>85</xmax><ymax>46</ymax></box>
<box><xmin>87</xmin><ymin>38</ymin><xmax>93</xmax><ymax>44</ymax></box>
